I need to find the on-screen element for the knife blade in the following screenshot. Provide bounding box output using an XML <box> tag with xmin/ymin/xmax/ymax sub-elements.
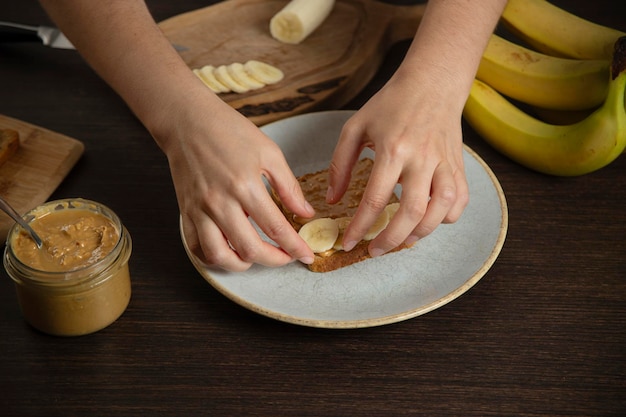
<box><xmin>0</xmin><ymin>21</ymin><xmax>188</xmax><ymax>52</ymax></box>
<box><xmin>0</xmin><ymin>21</ymin><xmax>75</xmax><ymax>49</ymax></box>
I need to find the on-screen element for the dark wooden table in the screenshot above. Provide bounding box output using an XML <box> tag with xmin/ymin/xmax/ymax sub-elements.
<box><xmin>1</xmin><ymin>1</ymin><xmax>625</xmax><ymax>416</ymax></box>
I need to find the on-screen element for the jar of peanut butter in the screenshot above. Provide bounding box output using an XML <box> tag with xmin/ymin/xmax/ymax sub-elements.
<box><xmin>3</xmin><ymin>198</ymin><xmax>132</xmax><ymax>336</ymax></box>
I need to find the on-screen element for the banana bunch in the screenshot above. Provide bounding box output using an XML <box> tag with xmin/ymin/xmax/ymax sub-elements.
<box><xmin>501</xmin><ymin>0</ymin><xmax>625</xmax><ymax>60</ymax></box>
<box><xmin>464</xmin><ymin>0</ymin><xmax>626</xmax><ymax>176</ymax></box>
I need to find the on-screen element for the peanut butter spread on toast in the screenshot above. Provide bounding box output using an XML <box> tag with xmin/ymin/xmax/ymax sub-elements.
<box><xmin>274</xmin><ymin>158</ymin><xmax>398</xmax><ymax>230</ymax></box>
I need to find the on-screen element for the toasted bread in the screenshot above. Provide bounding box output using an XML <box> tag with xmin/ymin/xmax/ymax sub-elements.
<box><xmin>0</xmin><ymin>128</ymin><xmax>20</xmax><ymax>167</ymax></box>
<box><xmin>272</xmin><ymin>158</ymin><xmax>412</xmax><ymax>272</ymax></box>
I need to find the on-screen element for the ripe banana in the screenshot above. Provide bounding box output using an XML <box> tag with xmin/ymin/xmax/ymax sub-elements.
<box><xmin>270</xmin><ymin>0</ymin><xmax>335</xmax><ymax>44</ymax></box>
<box><xmin>476</xmin><ymin>34</ymin><xmax>609</xmax><ymax>111</ymax></box>
<box><xmin>531</xmin><ymin>107</ymin><xmax>595</xmax><ymax>126</ymax></box>
<box><xmin>463</xmin><ymin>37</ymin><xmax>626</xmax><ymax>177</ymax></box>
<box><xmin>193</xmin><ymin>60</ymin><xmax>284</xmax><ymax>94</ymax></box>
<box><xmin>501</xmin><ymin>0</ymin><xmax>626</xmax><ymax>60</ymax></box>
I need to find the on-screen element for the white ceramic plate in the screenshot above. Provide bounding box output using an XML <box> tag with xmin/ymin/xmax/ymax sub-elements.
<box><xmin>181</xmin><ymin>110</ymin><xmax>508</xmax><ymax>328</ymax></box>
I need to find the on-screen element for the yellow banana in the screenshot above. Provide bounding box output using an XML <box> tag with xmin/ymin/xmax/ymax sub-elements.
<box><xmin>530</xmin><ymin>107</ymin><xmax>595</xmax><ymax>126</ymax></box>
<box><xmin>477</xmin><ymin>34</ymin><xmax>609</xmax><ymax>110</ymax></box>
<box><xmin>463</xmin><ymin>37</ymin><xmax>626</xmax><ymax>176</ymax></box>
<box><xmin>501</xmin><ymin>0</ymin><xmax>626</xmax><ymax>60</ymax></box>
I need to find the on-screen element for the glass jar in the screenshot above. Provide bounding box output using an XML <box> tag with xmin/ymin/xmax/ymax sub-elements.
<box><xmin>3</xmin><ymin>198</ymin><xmax>132</xmax><ymax>336</ymax></box>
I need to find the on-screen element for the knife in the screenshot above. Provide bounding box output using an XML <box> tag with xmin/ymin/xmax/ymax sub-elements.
<box><xmin>0</xmin><ymin>21</ymin><xmax>188</xmax><ymax>52</ymax></box>
<box><xmin>0</xmin><ymin>21</ymin><xmax>75</xmax><ymax>49</ymax></box>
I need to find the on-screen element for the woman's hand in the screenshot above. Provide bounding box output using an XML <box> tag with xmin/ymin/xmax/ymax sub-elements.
<box><xmin>160</xmin><ymin>90</ymin><xmax>315</xmax><ymax>271</ymax></box>
<box><xmin>327</xmin><ymin>70</ymin><xmax>469</xmax><ymax>257</ymax></box>
<box><xmin>327</xmin><ymin>0</ymin><xmax>507</xmax><ymax>258</ymax></box>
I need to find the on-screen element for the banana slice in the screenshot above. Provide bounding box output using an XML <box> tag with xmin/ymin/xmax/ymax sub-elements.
<box><xmin>193</xmin><ymin>66</ymin><xmax>230</xmax><ymax>94</ymax></box>
<box><xmin>332</xmin><ymin>217</ymin><xmax>352</xmax><ymax>251</ymax></box>
<box><xmin>331</xmin><ymin>210</ymin><xmax>390</xmax><ymax>250</ymax></box>
<box><xmin>227</xmin><ymin>62</ymin><xmax>266</xmax><ymax>90</ymax></box>
<box><xmin>244</xmin><ymin>60</ymin><xmax>284</xmax><ymax>85</ymax></box>
<box><xmin>384</xmin><ymin>202</ymin><xmax>400</xmax><ymax>219</ymax></box>
<box><xmin>363</xmin><ymin>209</ymin><xmax>390</xmax><ymax>241</ymax></box>
<box><xmin>270</xmin><ymin>0</ymin><xmax>336</xmax><ymax>44</ymax></box>
<box><xmin>298</xmin><ymin>218</ymin><xmax>339</xmax><ymax>253</ymax></box>
<box><xmin>213</xmin><ymin>64</ymin><xmax>250</xmax><ymax>94</ymax></box>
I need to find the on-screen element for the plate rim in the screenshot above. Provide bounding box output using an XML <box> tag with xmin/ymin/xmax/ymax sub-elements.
<box><xmin>180</xmin><ymin>110</ymin><xmax>508</xmax><ymax>328</ymax></box>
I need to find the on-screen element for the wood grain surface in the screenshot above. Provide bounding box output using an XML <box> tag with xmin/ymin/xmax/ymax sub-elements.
<box><xmin>0</xmin><ymin>0</ymin><xmax>625</xmax><ymax>416</ymax></box>
<box><xmin>0</xmin><ymin>114</ymin><xmax>84</xmax><ymax>242</ymax></box>
<box><xmin>159</xmin><ymin>0</ymin><xmax>425</xmax><ymax>125</ymax></box>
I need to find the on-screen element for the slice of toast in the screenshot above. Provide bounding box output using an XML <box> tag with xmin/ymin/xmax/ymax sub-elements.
<box><xmin>272</xmin><ymin>158</ymin><xmax>412</xmax><ymax>272</ymax></box>
<box><xmin>0</xmin><ymin>128</ymin><xmax>20</xmax><ymax>167</ymax></box>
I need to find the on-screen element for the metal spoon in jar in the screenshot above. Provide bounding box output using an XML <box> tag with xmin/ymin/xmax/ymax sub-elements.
<box><xmin>0</xmin><ymin>196</ymin><xmax>43</xmax><ymax>248</ymax></box>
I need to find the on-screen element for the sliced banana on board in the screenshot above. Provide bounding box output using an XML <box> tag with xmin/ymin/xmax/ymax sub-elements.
<box><xmin>193</xmin><ymin>66</ymin><xmax>230</xmax><ymax>93</ymax></box>
<box><xmin>193</xmin><ymin>60</ymin><xmax>284</xmax><ymax>94</ymax></box>
<box><xmin>243</xmin><ymin>60</ymin><xmax>284</xmax><ymax>85</ymax></box>
<box><xmin>227</xmin><ymin>62</ymin><xmax>266</xmax><ymax>90</ymax></box>
<box><xmin>213</xmin><ymin>64</ymin><xmax>250</xmax><ymax>94</ymax></box>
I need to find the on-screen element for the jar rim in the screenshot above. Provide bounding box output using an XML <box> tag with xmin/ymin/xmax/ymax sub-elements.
<box><xmin>4</xmin><ymin>198</ymin><xmax>128</xmax><ymax>286</ymax></box>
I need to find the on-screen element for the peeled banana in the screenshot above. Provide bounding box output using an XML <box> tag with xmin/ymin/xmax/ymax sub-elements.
<box><xmin>463</xmin><ymin>37</ymin><xmax>626</xmax><ymax>177</ymax></box>
<box><xmin>501</xmin><ymin>0</ymin><xmax>626</xmax><ymax>60</ymax></box>
<box><xmin>476</xmin><ymin>34</ymin><xmax>609</xmax><ymax>111</ymax></box>
<box><xmin>270</xmin><ymin>0</ymin><xmax>335</xmax><ymax>44</ymax></box>
<box><xmin>193</xmin><ymin>60</ymin><xmax>284</xmax><ymax>94</ymax></box>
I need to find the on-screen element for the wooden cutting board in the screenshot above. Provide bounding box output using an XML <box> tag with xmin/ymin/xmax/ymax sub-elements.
<box><xmin>0</xmin><ymin>115</ymin><xmax>84</xmax><ymax>243</ymax></box>
<box><xmin>159</xmin><ymin>0</ymin><xmax>426</xmax><ymax>126</ymax></box>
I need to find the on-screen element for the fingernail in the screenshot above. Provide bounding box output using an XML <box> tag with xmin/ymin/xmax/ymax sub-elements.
<box><xmin>405</xmin><ymin>235</ymin><xmax>419</xmax><ymax>246</ymax></box>
<box><xmin>343</xmin><ymin>240</ymin><xmax>357</xmax><ymax>252</ymax></box>
<box><xmin>369</xmin><ymin>247</ymin><xmax>385</xmax><ymax>258</ymax></box>
<box><xmin>325</xmin><ymin>185</ymin><xmax>334</xmax><ymax>202</ymax></box>
<box><xmin>299</xmin><ymin>256</ymin><xmax>314</xmax><ymax>265</ymax></box>
<box><xmin>303</xmin><ymin>200</ymin><xmax>315</xmax><ymax>214</ymax></box>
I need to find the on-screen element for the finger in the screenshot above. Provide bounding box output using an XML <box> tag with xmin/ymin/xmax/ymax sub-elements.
<box><xmin>216</xmin><ymin>174</ymin><xmax>313</xmax><ymax>267</ymax></box>
<box><xmin>262</xmin><ymin>154</ymin><xmax>315</xmax><ymax>220</ymax></box>
<box><xmin>443</xmin><ymin>164</ymin><xmax>469</xmax><ymax>223</ymax></box>
<box><xmin>242</xmin><ymin>188</ymin><xmax>315</xmax><ymax>266</ymax></box>
<box><xmin>409</xmin><ymin>162</ymin><xmax>458</xmax><ymax>241</ymax></box>
<box><xmin>342</xmin><ymin>158</ymin><xmax>401</xmax><ymax>252</ymax></box>
<box><xmin>326</xmin><ymin>118</ymin><xmax>366</xmax><ymax>204</ymax></box>
<box><xmin>213</xmin><ymin>199</ymin><xmax>302</xmax><ymax>268</ymax></box>
<box><xmin>181</xmin><ymin>214</ymin><xmax>205</xmax><ymax>262</ymax></box>
<box><xmin>367</xmin><ymin>165</ymin><xmax>433</xmax><ymax>256</ymax></box>
<box><xmin>185</xmin><ymin>213</ymin><xmax>254</xmax><ymax>272</ymax></box>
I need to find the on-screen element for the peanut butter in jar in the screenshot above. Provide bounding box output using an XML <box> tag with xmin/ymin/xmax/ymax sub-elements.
<box><xmin>3</xmin><ymin>198</ymin><xmax>132</xmax><ymax>336</ymax></box>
